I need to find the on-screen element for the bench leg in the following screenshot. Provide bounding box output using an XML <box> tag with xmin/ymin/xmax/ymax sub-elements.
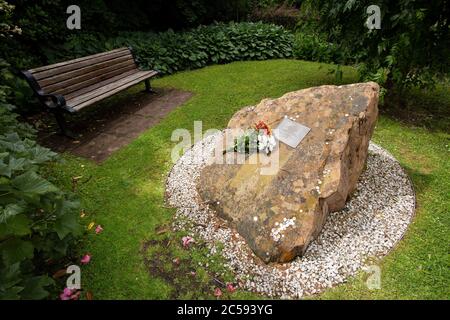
<box><xmin>52</xmin><ymin>109</ymin><xmax>76</xmax><ymax>139</ymax></box>
<box><xmin>145</xmin><ymin>79</ymin><xmax>156</xmax><ymax>94</ymax></box>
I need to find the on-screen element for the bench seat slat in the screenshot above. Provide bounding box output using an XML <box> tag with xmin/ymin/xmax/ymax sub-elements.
<box><xmin>64</xmin><ymin>69</ymin><xmax>139</xmax><ymax>100</ymax></box>
<box><xmin>66</xmin><ymin>70</ymin><xmax>157</xmax><ymax>111</ymax></box>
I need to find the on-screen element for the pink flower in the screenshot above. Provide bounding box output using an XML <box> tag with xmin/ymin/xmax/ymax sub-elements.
<box><xmin>226</xmin><ymin>283</ymin><xmax>236</xmax><ymax>293</ymax></box>
<box><xmin>60</xmin><ymin>288</ymin><xmax>73</xmax><ymax>300</ymax></box>
<box><xmin>59</xmin><ymin>288</ymin><xmax>81</xmax><ymax>300</ymax></box>
<box><xmin>81</xmin><ymin>254</ymin><xmax>91</xmax><ymax>265</ymax></box>
<box><xmin>95</xmin><ymin>225</ymin><xmax>103</xmax><ymax>234</ymax></box>
<box><xmin>214</xmin><ymin>287</ymin><xmax>222</xmax><ymax>298</ymax></box>
<box><xmin>60</xmin><ymin>294</ymin><xmax>70</xmax><ymax>300</ymax></box>
<box><xmin>70</xmin><ymin>291</ymin><xmax>81</xmax><ymax>300</ymax></box>
<box><xmin>181</xmin><ymin>236</ymin><xmax>195</xmax><ymax>248</ymax></box>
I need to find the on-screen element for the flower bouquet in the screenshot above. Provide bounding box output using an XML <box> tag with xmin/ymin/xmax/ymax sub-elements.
<box><xmin>224</xmin><ymin>121</ymin><xmax>277</xmax><ymax>155</ymax></box>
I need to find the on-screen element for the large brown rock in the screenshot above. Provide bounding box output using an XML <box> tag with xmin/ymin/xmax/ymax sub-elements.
<box><xmin>198</xmin><ymin>82</ymin><xmax>379</xmax><ymax>263</ymax></box>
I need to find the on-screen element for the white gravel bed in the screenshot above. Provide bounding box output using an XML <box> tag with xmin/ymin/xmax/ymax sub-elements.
<box><xmin>165</xmin><ymin>132</ymin><xmax>416</xmax><ymax>298</ymax></box>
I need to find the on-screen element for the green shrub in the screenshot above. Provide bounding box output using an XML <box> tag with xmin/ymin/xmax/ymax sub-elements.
<box><xmin>292</xmin><ymin>32</ymin><xmax>341</xmax><ymax>64</ymax></box>
<box><xmin>302</xmin><ymin>0</ymin><xmax>450</xmax><ymax>90</ymax></box>
<box><xmin>49</xmin><ymin>22</ymin><xmax>294</xmax><ymax>75</ymax></box>
<box><xmin>0</xmin><ymin>61</ymin><xmax>82</xmax><ymax>300</ymax></box>
<box><xmin>1</xmin><ymin>1</ymin><xmax>255</xmax><ymax>71</ymax></box>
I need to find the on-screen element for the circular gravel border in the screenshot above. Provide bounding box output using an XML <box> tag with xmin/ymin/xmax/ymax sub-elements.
<box><xmin>166</xmin><ymin>132</ymin><xmax>416</xmax><ymax>298</ymax></box>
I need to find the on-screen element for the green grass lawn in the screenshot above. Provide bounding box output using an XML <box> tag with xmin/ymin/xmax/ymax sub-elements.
<box><xmin>49</xmin><ymin>59</ymin><xmax>449</xmax><ymax>300</ymax></box>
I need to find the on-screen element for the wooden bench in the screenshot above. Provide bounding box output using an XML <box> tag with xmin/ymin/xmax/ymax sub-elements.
<box><xmin>21</xmin><ymin>47</ymin><xmax>158</xmax><ymax>137</ymax></box>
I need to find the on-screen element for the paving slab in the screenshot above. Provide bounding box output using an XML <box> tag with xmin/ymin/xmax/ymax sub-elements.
<box><xmin>37</xmin><ymin>88</ymin><xmax>192</xmax><ymax>163</ymax></box>
<box><xmin>134</xmin><ymin>91</ymin><xmax>193</xmax><ymax>118</ymax></box>
<box><xmin>71</xmin><ymin>133</ymin><xmax>131</xmax><ymax>162</ymax></box>
<box><xmin>103</xmin><ymin>114</ymin><xmax>161</xmax><ymax>138</ymax></box>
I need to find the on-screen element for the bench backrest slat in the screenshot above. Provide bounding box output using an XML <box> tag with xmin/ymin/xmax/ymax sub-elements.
<box><xmin>27</xmin><ymin>47</ymin><xmax>139</xmax><ymax>97</ymax></box>
<box><xmin>30</xmin><ymin>47</ymin><xmax>130</xmax><ymax>76</ymax></box>
<box><xmin>47</xmin><ymin>60</ymin><xmax>137</xmax><ymax>96</ymax></box>
<box><xmin>38</xmin><ymin>54</ymin><xmax>135</xmax><ymax>88</ymax></box>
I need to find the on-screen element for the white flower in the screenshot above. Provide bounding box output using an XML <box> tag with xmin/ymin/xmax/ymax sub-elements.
<box><xmin>258</xmin><ymin>132</ymin><xmax>277</xmax><ymax>154</ymax></box>
<box><xmin>268</xmin><ymin>135</ymin><xmax>276</xmax><ymax>152</ymax></box>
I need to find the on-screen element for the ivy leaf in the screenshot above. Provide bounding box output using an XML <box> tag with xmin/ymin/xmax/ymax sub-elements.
<box><xmin>0</xmin><ymin>238</ymin><xmax>34</xmax><ymax>264</ymax></box>
<box><xmin>12</xmin><ymin>171</ymin><xmax>58</xmax><ymax>195</ymax></box>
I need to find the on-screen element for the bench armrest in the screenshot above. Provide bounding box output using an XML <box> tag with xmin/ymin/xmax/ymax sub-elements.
<box><xmin>21</xmin><ymin>70</ymin><xmax>67</xmax><ymax>109</ymax></box>
<box><xmin>40</xmin><ymin>93</ymin><xmax>66</xmax><ymax>108</ymax></box>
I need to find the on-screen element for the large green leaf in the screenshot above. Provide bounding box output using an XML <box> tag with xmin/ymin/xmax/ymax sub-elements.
<box><xmin>0</xmin><ymin>203</ymin><xmax>25</xmax><ymax>223</ymax></box>
<box><xmin>0</xmin><ymin>262</ymin><xmax>23</xmax><ymax>295</ymax></box>
<box><xmin>20</xmin><ymin>275</ymin><xmax>54</xmax><ymax>300</ymax></box>
<box><xmin>0</xmin><ymin>238</ymin><xmax>34</xmax><ymax>265</ymax></box>
<box><xmin>0</xmin><ymin>285</ymin><xmax>23</xmax><ymax>299</ymax></box>
<box><xmin>8</xmin><ymin>157</ymin><xmax>27</xmax><ymax>173</ymax></box>
<box><xmin>12</xmin><ymin>171</ymin><xmax>58</xmax><ymax>195</ymax></box>
<box><xmin>29</xmin><ymin>145</ymin><xmax>57</xmax><ymax>164</ymax></box>
<box><xmin>55</xmin><ymin>198</ymin><xmax>80</xmax><ymax>217</ymax></box>
<box><xmin>54</xmin><ymin>212</ymin><xmax>80</xmax><ymax>239</ymax></box>
<box><xmin>0</xmin><ymin>133</ymin><xmax>26</xmax><ymax>153</ymax></box>
<box><xmin>0</xmin><ymin>161</ymin><xmax>11</xmax><ymax>177</ymax></box>
<box><xmin>0</xmin><ymin>213</ymin><xmax>31</xmax><ymax>237</ymax></box>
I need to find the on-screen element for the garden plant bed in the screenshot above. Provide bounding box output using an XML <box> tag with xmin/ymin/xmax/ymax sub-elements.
<box><xmin>166</xmin><ymin>132</ymin><xmax>416</xmax><ymax>298</ymax></box>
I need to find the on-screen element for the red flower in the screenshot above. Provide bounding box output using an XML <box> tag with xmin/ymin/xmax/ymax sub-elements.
<box><xmin>255</xmin><ymin>120</ymin><xmax>271</xmax><ymax>135</ymax></box>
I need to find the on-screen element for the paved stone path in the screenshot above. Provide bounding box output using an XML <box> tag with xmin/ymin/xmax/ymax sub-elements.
<box><xmin>39</xmin><ymin>88</ymin><xmax>192</xmax><ymax>162</ymax></box>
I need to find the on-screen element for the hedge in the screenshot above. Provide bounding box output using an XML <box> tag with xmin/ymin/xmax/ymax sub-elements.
<box><xmin>48</xmin><ymin>22</ymin><xmax>295</xmax><ymax>75</ymax></box>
